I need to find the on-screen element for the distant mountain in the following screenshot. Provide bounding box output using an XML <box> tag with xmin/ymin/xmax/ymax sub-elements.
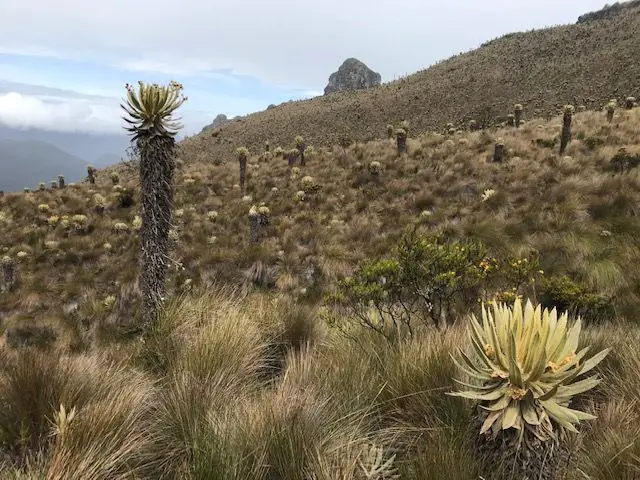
<box><xmin>323</xmin><ymin>58</ymin><xmax>381</xmax><ymax>95</ymax></box>
<box><xmin>0</xmin><ymin>139</ymin><xmax>90</xmax><ymax>192</ymax></box>
<box><xmin>0</xmin><ymin>123</ymin><xmax>132</xmax><ymax>191</ymax></box>
<box><xmin>0</xmin><ymin>123</ymin><xmax>130</xmax><ymax>166</ymax></box>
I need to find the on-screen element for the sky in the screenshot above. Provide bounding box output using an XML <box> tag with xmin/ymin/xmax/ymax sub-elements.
<box><xmin>0</xmin><ymin>0</ymin><xmax>610</xmax><ymax>136</ymax></box>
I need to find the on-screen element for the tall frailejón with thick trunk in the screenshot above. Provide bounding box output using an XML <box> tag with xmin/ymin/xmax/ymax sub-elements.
<box><xmin>559</xmin><ymin>105</ymin><xmax>574</xmax><ymax>156</ymax></box>
<box><xmin>121</xmin><ymin>80</ymin><xmax>187</xmax><ymax>331</ymax></box>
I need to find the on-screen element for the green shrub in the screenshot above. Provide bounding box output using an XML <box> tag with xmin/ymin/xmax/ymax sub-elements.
<box><xmin>396</xmin><ymin>232</ymin><xmax>487</xmax><ymax>328</ymax></box>
<box><xmin>117</xmin><ymin>188</ymin><xmax>135</xmax><ymax>208</ymax></box>
<box><xmin>535</xmin><ymin>137</ymin><xmax>558</xmax><ymax>149</ymax></box>
<box><xmin>584</xmin><ymin>136</ymin><xmax>606</xmax><ymax>151</ymax></box>
<box><xmin>484</xmin><ymin>250</ymin><xmax>544</xmax><ymax>304</ymax></box>
<box><xmin>540</xmin><ymin>275</ymin><xmax>616</xmax><ymax>324</ymax></box>
<box><xmin>329</xmin><ymin>257</ymin><xmax>408</xmax><ymax>340</ymax></box>
<box><xmin>331</xmin><ymin>230</ymin><xmax>488</xmax><ymax>337</ymax></box>
<box><xmin>608</xmin><ymin>147</ymin><xmax>640</xmax><ymax>173</ymax></box>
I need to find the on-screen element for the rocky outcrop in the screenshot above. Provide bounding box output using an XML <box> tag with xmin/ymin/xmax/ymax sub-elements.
<box><xmin>324</xmin><ymin>58</ymin><xmax>381</xmax><ymax>95</ymax></box>
<box><xmin>577</xmin><ymin>1</ymin><xmax>640</xmax><ymax>23</ymax></box>
<box><xmin>200</xmin><ymin>114</ymin><xmax>230</xmax><ymax>133</ymax></box>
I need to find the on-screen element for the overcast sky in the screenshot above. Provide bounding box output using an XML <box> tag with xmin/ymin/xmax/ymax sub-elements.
<box><xmin>0</xmin><ymin>0</ymin><xmax>609</xmax><ymax>136</ymax></box>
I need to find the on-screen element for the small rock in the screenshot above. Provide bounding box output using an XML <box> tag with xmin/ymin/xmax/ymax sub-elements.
<box><xmin>63</xmin><ymin>301</ymin><xmax>79</xmax><ymax>315</ymax></box>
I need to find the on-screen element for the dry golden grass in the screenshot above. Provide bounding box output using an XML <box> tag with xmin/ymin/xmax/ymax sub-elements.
<box><xmin>0</xmin><ymin>291</ymin><xmax>637</xmax><ymax>479</ymax></box>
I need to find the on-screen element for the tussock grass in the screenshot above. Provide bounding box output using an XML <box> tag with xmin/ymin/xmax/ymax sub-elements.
<box><xmin>569</xmin><ymin>328</ymin><xmax>640</xmax><ymax>479</ymax></box>
<box><xmin>0</xmin><ymin>293</ymin><xmax>638</xmax><ymax>478</ymax></box>
<box><xmin>0</xmin><ymin>349</ymin><xmax>157</xmax><ymax>479</ymax></box>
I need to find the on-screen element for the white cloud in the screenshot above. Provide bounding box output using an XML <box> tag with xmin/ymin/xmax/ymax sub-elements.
<box><xmin>0</xmin><ymin>88</ymin><xmax>252</xmax><ymax>136</ymax></box>
<box><xmin>0</xmin><ymin>92</ymin><xmax>122</xmax><ymax>133</ymax></box>
<box><xmin>0</xmin><ymin>44</ymin><xmax>72</xmax><ymax>60</ymax></box>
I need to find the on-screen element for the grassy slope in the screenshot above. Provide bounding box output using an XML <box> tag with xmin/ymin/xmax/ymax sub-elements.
<box><xmin>180</xmin><ymin>4</ymin><xmax>640</xmax><ymax>162</ymax></box>
<box><xmin>1</xmin><ymin>107</ymin><xmax>640</xmax><ymax>348</ymax></box>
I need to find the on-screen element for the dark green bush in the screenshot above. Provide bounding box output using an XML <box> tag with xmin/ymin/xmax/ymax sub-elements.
<box><xmin>485</xmin><ymin>250</ymin><xmax>544</xmax><ymax>304</ymax></box>
<box><xmin>608</xmin><ymin>148</ymin><xmax>640</xmax><ymax>173</ymax></box>
<box><xmin>583</xmin><ymin>136</ymin><xmax>606</xmax><ymax>150</ymax></box>
<box><xmin>540</xmin><ymin>275</ymin><xmax>616</xmax><ymax>324</ymax></box>
<box><xmin>535</xmin><ymin>137</ymin><xmax>559</xmax><ymax>149</ymax></box>
<box><xmin>329</xmin><ymin>257</ymin><xmax>408</xmax><ymax>340</ymax></box>
<box><xmin>396</xmin><ymin>232</ymin><xmax>487</xmax><ymax>328</ymax></box>
<box><xmin>117</xmin><ymin>188</ymin><xmax>135</xmax><ymax>208</ymax></box>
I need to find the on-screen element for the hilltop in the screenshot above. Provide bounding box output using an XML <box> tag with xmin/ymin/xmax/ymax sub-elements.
<box><xmin>181</xmin><ymin>2</ymin><xmax>640</xmax><ymax>163</ymax></box>
<box><xmin>578</xmin><ymin>0</ymin><xmax>640</xmax><ymax>23</ymax></box>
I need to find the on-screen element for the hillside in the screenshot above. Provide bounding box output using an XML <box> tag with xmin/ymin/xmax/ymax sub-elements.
<box><xmin>2</xmin><ymin>6</ymin><xmax>640</xmax><ymax>472</ymax></box>
<box><xmin>180</xmin><ymin>3</ymin><xmax>640</xmax><ymax>163</ymax></box>
<box><xmin>3</xmin><ymin>3</ymin><xmax>640</xmax><ymax>477</ymax></box>
<box><xmin>1</xmin><ymin>105</ymin><xmax>640</xmax><ymax>343</ymax></box>
<box><xmin>0</xmin><ymin>139</ymin><xmax>91</xmax><ymax>192</ymax></box>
